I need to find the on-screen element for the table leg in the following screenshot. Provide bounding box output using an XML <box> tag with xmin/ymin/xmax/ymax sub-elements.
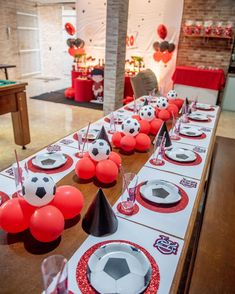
<box><xmin>11</xmin><ymin>91</ymin><xmax>30</xmax><ymax>147</ymax></box>
<box><xmin>4</xmin><ymin>68</ymin><xmax>8</xmax><ymax>80</ymax></box>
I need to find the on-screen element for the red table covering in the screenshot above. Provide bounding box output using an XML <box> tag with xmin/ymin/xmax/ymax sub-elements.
<box><xmin>172</xmin><ymin>66</ymin><xmax>225</xmax><ymax>90</ymax></box>
<box><xmin>74</xmin><ymin>79</ymin><xmax>93</xmax><ymax>102</ymax></box>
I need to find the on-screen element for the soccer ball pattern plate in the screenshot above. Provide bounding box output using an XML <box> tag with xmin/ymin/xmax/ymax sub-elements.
<box><xmin>188</xmin><ymin>113</ymin><xmax>209</xmax><ymax>121</ymax></box>
<box><xmin>139</xmin><ymin>180</ymin><xmax>181</xmax><ymax>205</ymax></box>
<box><xmin>165</xmin><ymin>148</ymin><xmax>197</xmax><ymax>163</ymax></box>
<box><xmin>180</xmin><ymin>126</ymin><xmax>203</xmax><ymax>137</ymax></box>
<box><xmin>87</xmin><ymin>242</ymin><xmax>152</xmax><ymax>294</ymax></box>
<box><xmin>32</xmin><ymin>153</ymin><xmax>67</xmax><ymax>170</ymax></box>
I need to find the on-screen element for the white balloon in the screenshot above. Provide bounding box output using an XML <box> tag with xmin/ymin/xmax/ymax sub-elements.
<box><xmin>121</xmin><ymin>118</ymin><xmax>140</xmax><ymax>136</ymax></box>
<box><xmin>139</xmin><ymin>105</ymin><xmax>155</xmax><ymax>121</ymax></box>
<box><xmin>88</xmin><ymin>139</ymin><xmax>111</xmax><ymax>161</ymax></box>
<box><xmin>156</xmin><ymin>96</ymin><xmax>169</xmax><ymax>110</ymax></box>
<box><xmin>22</xmin><ymin>174</ymin><xmax>56</xmax><ymax>207</ymax></box>
<box><xmin>167</xmin><ymin>89</ymin><xmax>178</xmax><ymax>99</ymax></box>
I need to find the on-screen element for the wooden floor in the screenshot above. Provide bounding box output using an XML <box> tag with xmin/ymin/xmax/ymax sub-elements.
<box><xmin>188</xmin><ymin>136</ymin><xmax>235</xmax><ymax>294</ymax></box>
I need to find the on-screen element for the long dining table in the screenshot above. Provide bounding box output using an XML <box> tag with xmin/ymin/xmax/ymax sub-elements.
<box><xmin>0</xmin><ymin>98</ymin><xmax>220</xmax><ymax>293</ymax></box>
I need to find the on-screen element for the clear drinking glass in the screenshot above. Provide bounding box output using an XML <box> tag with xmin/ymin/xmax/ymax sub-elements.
<box><xmin>152</xmin><ymin>136</ymin><xmax>165</xmax><ymax>165</ymax></box>
<box><xmin>12</xmin><ymin>162</ymin><xmax>28</xmax><ymax>197</ymax></box>
<box><xmin>41</xmin><ymin>255</ymin><xmax>68</xmax><ymax>294</ymax></box>
<box><xmin>121</xmin><ymin>173</ymin><xmax>138</xmax><ymax>213</ymax></box>
<box><xmin>170</xmin><ymin>118</ymin><xmax>181</xmax><ymax>140</ymax></box>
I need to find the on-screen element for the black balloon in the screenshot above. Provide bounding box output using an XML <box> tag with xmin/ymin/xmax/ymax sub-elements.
<box><xmin>160</xmin><ymin>41</ymin><xmax>169</xmax><ymax>52</ymax></box>
<box><xmin>153</xmin><ymin>41</ymin><xmax>160</xmax><ymax>50</ymax></box>
<box><xmin>74</xmin><ymin>38</ymin><xmax>85</xmax><ymax>48</ymax></box>
<box><xmin>66</xmin><ymin>38</ymin><xmax>75</xmax><ymax>47</ymax></box>
<box><xmin>168</xmin><ymin>43</ymin><xmax>176</xmax><ymax>53</ymax></box>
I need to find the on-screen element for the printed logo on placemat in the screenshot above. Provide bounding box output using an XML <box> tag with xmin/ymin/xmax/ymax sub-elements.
<box><xmin>153</xmin><ymin>235</ymin><xmax>179</xmax><ymax>255</ymax></box>
<box><xmin>200</xmin><ymin>127</ymin><xmax>211</xmax><ymax>133</ymax></box>
<box><xmin>47</xmin><ymin>144</ymin><xmax>61</xmax><ymax>153</ymax></box>
<box><xmin>180</xmin><ymin>178</ymin><xmax>197</xmax><ymax>188</ymax></box>
<box><xmin>4</xmin><ymin>167</ymin><xmax>14</xmax><ymax>177</ymax></box>
<box><xmin>193</xmin><ymin>146</ymin><xmax>206</xmax><ymax>153</ymax></box>
<box><xmin>60</xmin><ymin>139</ymin><xmax>74</xmax><ymax>145</ymax></box>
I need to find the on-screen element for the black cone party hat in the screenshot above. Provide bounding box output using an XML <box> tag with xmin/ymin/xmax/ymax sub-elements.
<box><xmin>97</xmin><ymin>126</ymin><xmax>112</xmax><ymax>150</ymax></box>
<box><xmin>82</xmin><ymin>188</ymin><xmax>118</xmax><ymax>237</ymax></box>
<box><xmin>157</xmin><ymin>122</ymin><xmax>172</xmax><ymax>148</ymax></box>
<box><xmin>143</xmin><ymin>98</ymin><xmax>149</xmax><ymax>106</ymax></box>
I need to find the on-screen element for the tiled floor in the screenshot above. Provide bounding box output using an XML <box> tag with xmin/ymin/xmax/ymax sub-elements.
<box><xmin>0</xmin><ymin>76</ymin><xmax>235</xmax><ymax>171</ymax></box>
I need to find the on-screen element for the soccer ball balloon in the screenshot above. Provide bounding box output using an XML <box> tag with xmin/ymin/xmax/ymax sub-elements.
<box><xmin>22</xmin><ymin>174</ymin><xmax>56</xmax><ymax>207</ymax></box>
<box><xmin>121</xmin><ymin>118</ymin><xmax>140</xmax><ymax>136</ymax></box>
<box><xmin>88</xmin><ymin>139</ymin><xmax>111</xmax><ymax>161</ymax></box>
<box><xmin>139</xmin><ymin>105</ymin><xmax>155</xmax><ymax>121</ymax></box>
<box><xmin>87</xmin><ymin>242</ymin><xmax>152</xmax><ymax>294</ymax></box>
<box><xmin>167</xmin><ymin>89</ymin><xmax>178</xmax><ymax>99</ymax></box>
<box><xmin>156</xmin><ymin>96</ymin><xmax>169</xmax><ymax>110</ymax></box>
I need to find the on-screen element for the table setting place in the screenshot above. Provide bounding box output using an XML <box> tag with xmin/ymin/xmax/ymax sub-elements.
<box><xmin>0</xmin><ymin>94</ymin><xmax>219</xmax><ymax>294</ymax></box>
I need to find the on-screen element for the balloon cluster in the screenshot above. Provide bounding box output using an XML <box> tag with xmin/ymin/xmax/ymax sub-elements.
<box><xmin>64</xmin><ymin>22</ymin><xmax>85</xmax><ymax>57</ymax></box>
<box><xmin>75</xmin><ymin>139</ymin><xmax>122</xmax><ymax>184</ymax></box>
<box><xmin>0</xmin><ymin>174</ymin><xmax>84</xmax><ymax>243</ymax></box>
<box><xmin>112</xmin><ymin>118</ymin><xmax>151</xmax><ymax>152</ymax></box>
<box><xmin>153</xmin><ymin>24</ymin><xmax>176</xmax><ymax>65</ymax></box>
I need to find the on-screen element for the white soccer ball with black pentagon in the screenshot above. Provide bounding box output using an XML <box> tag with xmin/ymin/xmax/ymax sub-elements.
<box><xmin>87</xmin><ymin>243</ymin><xmax>152</xmax><ymax>294</ymax></box>
<box><xmin>22</xmin><ymin>174</ymin><xmax>56</xmax><ymax>207</ymax></box>
<box><xmin>121</xmin><ymin>118</ymin><xmax>140</xmax><ymax>136</ymax></box>
<box><xmin>139</xmin><ymin>105</ymin><xmax>155</xmax><ymax>121</ymax></box>
<box><xmin>167</xmin><ymin>89</ymin><xmax>178</xmax><ymax>99</ymax></box>
<box><xmin>156</xmin><ymin>96</ymin><xmax>169</xmax><ymax>109</ymax></box>
<box><xmin>88</xmin><ymin>139</ymin><xmax>111</xmax><ymax>161</ymax></box>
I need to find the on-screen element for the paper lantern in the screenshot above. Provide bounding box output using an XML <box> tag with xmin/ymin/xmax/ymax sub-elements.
<box><xmin>121</xmin><ymin>118</ymin><xmax>140</xmax><ymax>137</ymax></box>
<box><xmin>139</xmin><ymin>120</ymin><xmax>151</xmax><ymax>134</ymax></box>
<box><xmin>112</xmin><ymin>132</ymin><xmax>124</xmax><ymax>148</ymax></box>
<box><xmin>108</xmin><ymin>151</ymin><xmax>122</xmax><ymax>168</ymax></box>
<box><xmin>65</xmin><ymin>22</ymin><xmax>76</xmax><ymax>35</ymax></box>
<box><xmin>30</xmin><ymin>205</ymin><xmax>64</xmax><ymax>242</ymax></box>
<box><xmin>64</xmin><ymin>87</ymin><xmax>74</xmax><ymax>99</ymax></box>
<box><xmin>150</xmin><ymin>118</ymin><xmax>163</xmax><ymax>135</ymax></box>
<box><xmin>139</xmin><ymin>105</ymin><xmax>155</xmax><ymax>121</ymax></box>
<box><xmin>52</xmin><ymin>186</ymin><xmax>84</xmax><ymax>219</ymax></box>
<box><xmin>158</xmin><ymin>109</ymin><xmax>171</xmax><ymax>121</ymax></box>
<box><xmin>0</xmin><ymin>198</ymin><xmax>35</xmax><ymax>233</ymax></box>
<box><xmin>157</xmin><ymin>24</ymin><xmax>167</xmax><ymax>40</ymax></box>
<box><xmin>75</xmin><ymin>157</ymin><xmax>96</xmax><ymax>180</ymax></box>
<box><xmin>156</xmin><ymin>97</ymin><xmax>169</xmax><ymax>110</ymax></box>
<box><xmin>22</xmin><ymin>174</ymin><xmax>56</xmax><ymax>207</ymax></box>
<box><xmin>88</xmin><ymin>139</ymin><xmax>111</xmax><ymax>161</ymax></box>
<box><xmin>135</xmin><ymin>133</ymin><xmax>151</xmax><ymax>152</ymax></box>
<box><xmin>120</xmin><ymin>135</ymin><xmax>136</xmax><ymax>152</ymax></box>
<box><xmin>167</xmin><ymin>104</ymin><xmax>179</xmax><ymax>117</ymax></box>
<box><xmin>96</xmin><ymin>160</ymin><xmax>118</xmax><ymax>184</ymax></box>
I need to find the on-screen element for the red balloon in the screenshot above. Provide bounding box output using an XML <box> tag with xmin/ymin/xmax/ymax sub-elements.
<box><xmin>169</xmin><ymin>98</ymin><xmax>184</xmax><ymax>110</ymax></box>
<box><xmin>68</xmin><ymin>47</ymin><xmax>85</xmax><ymax>57</ymax></box>
<box><xmin>108</xmin><ymin>151</ymin><xmax>122</xmax><ymax>168</ymax></box>
<box><xmin>112</xmin><ymin>132</ymin><xmax>124</xmax><ymax>148</ymax></box>
<box><xmin>131</xmin><ymin>114</ymin><xmax>141</xmax><ymax>121</ymax></box>
<box><xmin>30</xmin><ymin>205</ymin><xmax>64</xmax><ymax>242</ymax></box>
<box><xmin>135</xmin><ymin>133</ymin><xmax>151</xmax><ymax>152</ymax></box>
<box><xmin>162</xmin><ymin>51</ymin><xmax>172</xmax><ymax>64</ymax></box>
<box><xmin>96</xmin><ymin>159</ymin><xmax>118</xmax><ymax>184</ymax></box>
<box><xmin>120</xmin><ymin>135</ymin><xmax>136</xmax><ymax>152</ymax></box>
<box><xmin>158</xmin><ymin>109</ymin><xmax>171</xmax><ymax>121</ymax></box>
<box><xmin>52</xmin><ymin>186</ymin><xmax>84</xmax><ymax>219</ymax></box>
<box><xmin>150</xmin><ymin>118</ymin><xmax>163</xmax><ymax>135</ymax></box>
<box><xmin>65</xmin><ymin>22</ymin><xmax>76</xmax><ymax>35</ymax></box>
<box><xmin>75</xmin><ymin>157</ymin><xmax>96</xmax><ymax>180</ymax></box>
<box><xmin>139</xmin><ymin>120</ymin><xmax>151</xmax><ymax>134</ymax></box>
<box><xmin>157</xmin><ymin>24</ymin><xmax>167</xmax><ymax>40</ymax></box>
<box><xmin>153</xmin><ymin>51</ymin><xmax>162</xmax><ymax>62</ymax></box>
<box><xmin>83</xmin><ymin>152</ymin><xmax>98</xmax><ymax>165</ymax></box>
<box><xmin>0</xmin><ymin>198</ymin><xmax>35</xmax><ymax>233</ymax></box>
<box><xmin>64</xmin><ymin>87</ymin><xmax>74</xmax><ymax>99</ymax></box>
<box><xmin>167</xmin><ymin>104</ymin><xmax>179</xmax><ymax>117</ymax></box>
<box><xmin>0</xmin><ymin>191</ymin><xmax>10</xmax><ymax>206</ymax></box>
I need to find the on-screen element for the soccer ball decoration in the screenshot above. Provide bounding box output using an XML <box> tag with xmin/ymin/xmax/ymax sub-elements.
<box><xmin>22</xmin><ymin>174</ymin><xmax>56</xmax><ymax>207</ymax></box>
<box><xmin>156</xmin><ymin>96</ymin><xmax>169</xmax><ymax>110</ymax></box>
<box><xmin>167</xmin><ymin>89</ymin><xmax>177</xmax><ymax>99</ymax></box>
<box><xmin>121</xmin><ymin>118</ymin><xmax>140</xmax><ymax>136</ymax></box>
<box><xmin>88</xmin><ymin>139</ymin><xmax>111</xmax><ymax>161</ymax></box>
<box><xmin>139</xmin><ymin>105</ymin><xmax>156</xmax><ymax>121</ymax></box>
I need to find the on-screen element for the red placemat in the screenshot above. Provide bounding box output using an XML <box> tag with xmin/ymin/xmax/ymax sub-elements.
<box><xmin>27</xmin><ymin>154</ymin><xmax>74</xmax><ymax>174</ymax></box>
<box><xmin>179</xmin><ymin>132</ymin><xmax>206</xmax><ymax>140</ymax></box>
<box><xmin>117</xmin><ymin>203</ymin><xmax>139</xmax><ymax>215</ymax></box>
<box><xmin>76</xmin><ymin>240</ymin><xmax>160</xmax><ymax>294</ymax></box>
<box><xmin>0</xmin><ymin>191</ymin><xmax>10</xmax><ymax>206</ymax></box>
<box><xmin>196</xmin><ymin>107</ymin><xmax>215</xmax><ymax>111</ymax></box>
<box><xmin>136</xmin><ymin>183</ymin><xmax>189</xmax><ymax>213</ymax></box>
<box><xmin>149</xmin><ymin>159</ymin><xmax>165</xmax><ymax>166</ymax></box>
<box><xmin>163</xmin><ymin>151</ymin><xmax>202</xmax><ymax>166</ymax></box>
<box><xmin>189</xmin><ymin>117</ymin><xmax>212</xmax><ymax>123</ymax></box>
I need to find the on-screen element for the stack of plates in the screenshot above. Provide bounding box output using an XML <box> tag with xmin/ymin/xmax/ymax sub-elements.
<box><xmin>140</xmin><ymin>180</ymin><xmax>181</xmax><ymax>205</ymax></box>
<box><xmin>188</xmin><ymin>113</ymin><xmax>209</xmax><ymax>121</ymax></box>
<box><xmin>87</xmin><ymin>242</ymin><xmax>152</xmax><ymax>294</ymax></box>
<box><xmin>165</xmin><ymin>147</ymin><xmax>197</xmax><ymax>163</ymax></box>
<box><xmin>180</xmin><ymin>126</ymin><xmax>203</xmax><ymax>137</ymax></box>
<box><xmin>32</xmin><ymin>153</ymin><xmax>67</xmax><ymax>169</ymax></box>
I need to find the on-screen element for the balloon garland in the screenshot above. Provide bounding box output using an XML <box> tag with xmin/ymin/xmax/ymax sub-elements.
<box><xmin>0</xmin><ymin>174</ymin><xmax>84</xmax><ymax>242</ymax></box>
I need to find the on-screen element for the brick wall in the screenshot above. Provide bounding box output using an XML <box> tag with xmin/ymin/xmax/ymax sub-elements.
<box><xmin>177</xmin><ymin>0</ymin><xmax>235</xmax><ymax>74</ymax></box>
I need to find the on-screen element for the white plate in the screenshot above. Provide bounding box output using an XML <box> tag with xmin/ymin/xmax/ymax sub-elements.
<box><xmin>79</xmin><ymin>128</ymin><xmax>99</xmax><ymax>140</ymax></box>
<box><xmin>188</xmin><ymin>113</ymin><xmax>209</xmax><ymax>121</ymax></box>
<box><xmin>140</xmin><ymin>180</ymin><xmax>181</xmax><ymax>204</ymax></box>
<box><xmin>180</xmin><ymin>126</ymin><xmax>203</xmax><ymax>137</ymax></box>
<box><xmin>196</xmin><ymin>103</ymin><xmax>212</xmax><ymax>110</ymax></box>
<box><xmin>127</xmin><ymin>102</ymin><xmax>143</xmax><ymax>110</ymax></box>
<box><xmin>87</xmin><ymin>242</ymin><xmax>152</xmax><ymax>294</ymax></box>
<box><xmin>165</xmin><ymin>147</ymin><xmax>197</xmax><ymax>162</ymax></box>
<box><xmin>32</xmin><ymin>153</ymin><xmax>67</xmax><ymax>169</ymax></box>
